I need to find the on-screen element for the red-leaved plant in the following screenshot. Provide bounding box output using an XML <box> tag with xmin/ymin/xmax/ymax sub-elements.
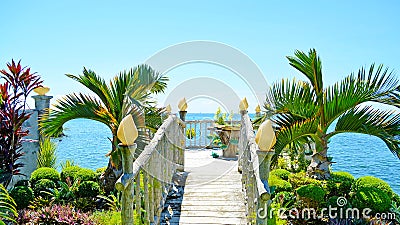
<box><xmin>17</xmin><ymin>204</ymin><xmax>94</xmax><ymax>225</ymax></box>
<box><xmin>0</xmin><ymin>60</ymin><xmax>42</xmax><ymax>187</ymax></box>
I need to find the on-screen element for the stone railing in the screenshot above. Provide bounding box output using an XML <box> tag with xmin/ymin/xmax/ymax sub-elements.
<box><xmin>239</xmin><ymin>111</ymin><xmax>274</xmax><ymax>224</ymax></box>
<box><xmin>115</xmin><ymin>115</ymin><xmax>185</xmax><ymax>224</ymax></box>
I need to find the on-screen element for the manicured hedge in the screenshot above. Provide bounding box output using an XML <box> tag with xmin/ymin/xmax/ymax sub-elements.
<box><xmin>75</xmin><ymin>168</ymin><xmax>97</xmax><ymax>182</ymax></box>
<box><xmin>270</xmin><ymin>169</ymin><xmax>291</xmax><ymax>180</ymax></box>
<box><xmin>30</xmin><ymin>167</ymin><xmax>60</xmax><ymax>184</ymax></box>
<box><xmin>352</xmin><ymin>187</ymin><xmax>391</xmax><ymax>213</ymax></box>
<box><xmin>61</xmin><ymin>166</ymin><xmax>97</xmax><ymax>182</ymax></box>
<box><xmin>10</xmin><ymin>186</ymin><xmax>34</xmax><ymax>209</ymax></box>
<box><xmin>77</xmin><ymin>181</ymin><xmax>100</xmax><ymax>198</ymax></box>
<box><xmin>269</xmin><ymin>175</ymin><xmax>293</xmax><ymax>193</ymax></box>
<box><xmin>352</xmin><ymin>176</ymin><xmax>393</xmax><ymax>197</ymax></box>
<box><xmin>60</xmin><ymin>166</ymin><xmax>82</xmax><ymax>182</ymax></box>
<box><xmin>296</xmin><ymin>184</ymin><xmax>325</xmax><ymax>202</ymax></box>
<box><xmin>331</xmin><ymin>171</ymin><xmax>355</xmax><ymax>183</ymax></box>
<box><xmin>33</xmin><ymin>178</ymin><xmax>56</xmax><ymax>197</ymax></box>
<box><xmin>288</xmin><ymin>171</ymin><xmax>321</xmax><ymax>189</ymax></box>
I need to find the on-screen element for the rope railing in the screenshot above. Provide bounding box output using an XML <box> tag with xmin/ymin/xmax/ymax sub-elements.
<box><xmin>115</xmin><ymin>114</ymin><xmax>185</xmax><ymax>224</ymax></box>
<box><xmin>239</xmin><ymin>111</ymin><xmax>274</xmax><ymax>224</ymax></box>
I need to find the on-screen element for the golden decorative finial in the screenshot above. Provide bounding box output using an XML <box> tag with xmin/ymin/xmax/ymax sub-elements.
<box><xmin>165</xmin><ymin>104</ymin><xmax>171</xmax><ymax>113</ymax></box>
<box><xmin>178</xmin><ymin>97</ymin><xmax>187</xmax><ymax>111</ymax></box>
<box><xmin>239</xmin><ymin>97</ymin><xmax>248</xmax><ymax>111</ymax></box>
<box><xmin>117</xmin><ymin>114</ymin><xmax>138</xmax><ymax>146</ymax></box>
<box><xmin>255</xmin><ymin>120</ymin><xmax>276</xmax><ymax>151</ymax></box>
<box><xmin>33</xmin><ymin>86</ymin><xmax>50</xmax><ymax>96</ymax></box>
<box><xmin>255</xmin><ymin>105</ymin><xmax>261</xmax><ymax>113</ymax></box>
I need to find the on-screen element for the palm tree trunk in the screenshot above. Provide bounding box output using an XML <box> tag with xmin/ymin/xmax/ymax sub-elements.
<box><xmin>99</xmin><ymin>135</ymin><xmax>122</xmax><ymax>193</ymax></box>
<box><xmin>100</xmin><ymin>159</ymin><xmax>122</xmax><ymax>193</ymax></box>
<box><xmin>306</xmin><ymin>137</ymin><xmax>332</xmax><ymax>180</ymax></box>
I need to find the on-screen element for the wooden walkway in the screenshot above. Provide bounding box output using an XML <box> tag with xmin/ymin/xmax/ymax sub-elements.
<box><xmin>116</xmin><ymin>114</ymin><xmax>271</xmax><ymax>224</ymax></box>
<box><xmin>178</xmin><ymin>150</ymin><xmax>246</xmax><ymax>225</ymax></box>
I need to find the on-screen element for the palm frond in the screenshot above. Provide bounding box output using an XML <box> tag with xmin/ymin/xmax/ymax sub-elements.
<box><xmin>126</xmin><ymin>64</ymin><xmax>168</xmax><ymax>106</ymax></box>
<box><xmin>287</xmin><ymin>49</ymin><xmax>323</xmax><ymax>95</ymax></box>
<box><xmin>0</xmin><ymin>184</ymin><xmax>17</xmax><ymax>223</ymax></box>
<box><xmin>66</xmin><ymin>68</ymin><xmax>112</xmax><ymax>108</ymax></box>
<box><xmin>267</xmin><ymin>78</ymin><xmax>318</xmax><ymax>119</ymax></box>
<box><xmin>108</xmin><ymin>71</ymin><xmax>133</xmax><ymax>123</ymax></box>
<box><xmin>40</xmin><ymin>93</ymin><xmax>115</xmax><ymax>137</ymax></box>
<box><xmin>273</xmin><ymin>118</ymin><xmax>319</xmax><ymax>164</ymax></box>
<box><xmin>332</xmin><ymin>106</ymin><xmax>400</xmax><ymax>158</ymax></box>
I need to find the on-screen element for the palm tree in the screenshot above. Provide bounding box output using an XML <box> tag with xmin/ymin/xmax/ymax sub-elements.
<box><xmin>264</xmin><ymin>49</ymin><xmax>400</xmax><ymax>179</ymax></box>
<box><xmin>40</xmin><ymin>64</ymin><xmax>168</xmax><ymax>192</ymax></box>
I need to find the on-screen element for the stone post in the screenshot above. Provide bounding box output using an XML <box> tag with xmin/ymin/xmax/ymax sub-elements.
<box><xmin>256</xmin><ymin>150</ymin><xmax>274</xmax><ymax>225</ymax></box>
<box><xmin>118</xmin><ymin>143</ymin><xmax>137</xmax><ymax>225</ymax></box>
<box><xmin>9</xmin><ymin>94</ymin><xmax>52</xmax><ymax>188</ymax></box>
<box><xmin>32</xmin><ymin>95</ymin><xmax>53</xmax><ymax>120</ymax></box>
<box><xmin>238</xmin><ymin>110</ymin><xmax>247</xmax><ymax>172</ymax></box>
<box><xmin>179</xmin><ymin>110</ymin><xmax>187</xmax><ymax>121</ymax></box>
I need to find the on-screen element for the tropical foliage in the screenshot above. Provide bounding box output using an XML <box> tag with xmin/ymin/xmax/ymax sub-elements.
<box><xmin>0</xmin><ymin>184</ymin><xmax>17</xmax><ymax>223</ymax></box>
<box><xmin>269</xmin><ymin>170</ymin><xmax>399</xmax><ymax>224</ymax></box>
<box><xmin>37</xmin><ymin>138</ymin><xmax>57</xmax><ymax>169</ymax></box>
<box><xmin>40</xmin><ymin>64</ymin><xmax>168</xmax><ymax>192</ymax></box>
<box><xmin>0</xmin><ymin>60</ymin><xmax>43</xmax><ymax>186</ymax></box>
<box><xmin>263</xmin><ymin>49</ymin><xmax>400</xmax><ymax>179</ymax></box>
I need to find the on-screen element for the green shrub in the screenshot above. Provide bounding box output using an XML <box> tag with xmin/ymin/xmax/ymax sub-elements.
<box><xmin>32</xmin><ymin>179</ymin><xmax>56</xmax><ymax>197</ymax></box>
<box><xmin>272</xmin><ymin>191</ymin><xmax>295</xmax><ymax>207</ymax></box>
<box><xmin>296</xmin><ymin>184</ymin><xmax>325</xmax><ymax>202</ymax></box>
<box><xmin>288</xmin><ymin>171</ymin><xmax>322</xmax><ymax>189</ymax></box>
<box><xmin>270</xmin><ymin>169</ymin><xmax>291</xmax><ymax>180</ymax></box>
<box><xmin>15</xmin><ymin>179</ymin><xmax>29</xmax><ymax>187</ymax></box>
<box><xmin>75</xmin><ymin>168</ymin><xmax>97</xmax><ymax>182</ymax></box>
<box><xmin>338</xmin><ymin>180</ymin><xmax>352</xmax><ymax>195</ymax></box>
<box><xmin>74</xmin><ymin>197</ymin><xmax>96</xmax><ymax>212</ymax></box>
<box><xmin>91</xmin><ymin>210</ymin><xmax>121</xmax><ymax>225</ymax></box>
<box><xmin>96</xmin><ymin>167</ymin><xmax>107</xmax><ymax>176</ymax></box>
<box><xmin>325</xmin><ymin>180</ymin><xmax>339</xmax><ymax>196</ymax></box>
<box><xmin>268</xmin><ymin>175</ymin><xmax>293</xmax><ymax>194</ymax></box>
<box><xmin>77</xmin><ymin>181</ymin><xmax>100</xmax><ymax>198</ymax></box>
<box><xmin>352</xmin><ymin>176</ymin><xmax>393</xmax><ymax>197</ymax></box>
<box><xmin>331</xmin><ymin>171</ymin><xmax>355</xmax><ymax>183</ymax></box>
<box><xmin>351</xmin><ymin>187</ymin><xmax>391</xmax><ymax>213</ymax></box>
<box><xmin>10</xmin><ymin>186</ymin><xmax>34</xmax><ymax>209</ymax></box>
<box><xmin>30</xmin><ymin>167</ymin><xmax>60</xmax><ymax>184</ymax></box>
<box><xmin>61</xmin><ymin>166</ymin><xmax>97</xmax><ymax>182</ymax></box>
<box><xmin>277</xmin><ymin>157</ymin><xmax>289</xmax><ymax>170</ymax></box>
<box><xmin>60</xmin><ymin>166</ymin><xmax>81</xmax><ymax>182</ymax></box>
<box><xmin>325</xmin><ymin>179</ymin><xmax>353</xmax><ymax>197</ymax></box>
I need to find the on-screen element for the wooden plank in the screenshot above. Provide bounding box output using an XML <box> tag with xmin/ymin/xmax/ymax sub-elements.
<box><xmin>181</xmin><ymin>200</ymin><xmax>245</xmax><ymax>207</ymax></box>
<box><xmin>179</xmin><ymin>210</ymin><xmax>245</xmax><ymax>218</ymax></box>
<box><xmin>180</xmin><ymin>195</ymin><xmax>244</xmax><ymax>201</ymax></box>
<box><xmin>179</xmin><ymin>216</ymin><xmax>247</xmax><ymax>224</ymax></box>
<box><xmin>180</xmin><ymin>206</ymin><xmax>245</xmax><ymax>214</ymax></box>
<box><xmin>178</xmin><ymin>152</ymin><xmax>246</xmax><ymax>224</ymax></box>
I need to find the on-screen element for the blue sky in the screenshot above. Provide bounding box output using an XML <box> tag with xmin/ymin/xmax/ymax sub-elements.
<box><xmin>1</xmin><ymin>1</ymin><xmax>399</xmax><ymax>112</ymax></box>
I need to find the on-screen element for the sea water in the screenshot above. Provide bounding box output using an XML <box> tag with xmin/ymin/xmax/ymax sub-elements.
<box><xmin>55</xmin><ymin>113</ymin><xmax>400</xmax><ymax>194</ymax></box>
